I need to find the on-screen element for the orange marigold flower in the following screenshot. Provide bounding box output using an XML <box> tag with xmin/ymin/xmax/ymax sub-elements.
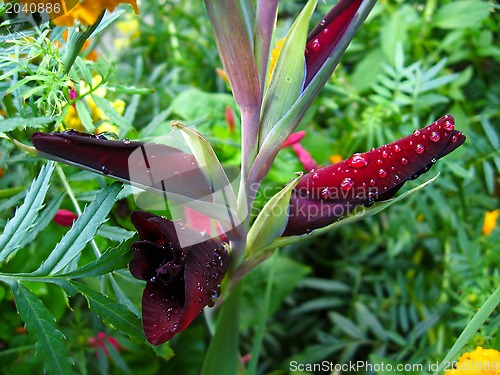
<box><xmin>482</xmin><ymin>210</ymin><xmax>499</xmax><ymax>236</ymax></box>
<box><xmin>329</xmin><ymin>154</ymin><xmax>343</xmax><ymax>164</ymax></box>
<box><xmin>53</xmin><ymin>0</ymin><xmax>139</xmax><ymax>27</ymax></box>
<box><xmin>445</xmin><ymin>346</ymin><xmax>500</xmax><ymax>375</ymax></box>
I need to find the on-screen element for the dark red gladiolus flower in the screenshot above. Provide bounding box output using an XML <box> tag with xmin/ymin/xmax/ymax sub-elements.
<box><xmin>53</xmin><ymin>209</ymin><xmax>78</xmax><ymax>227</ymax></box>
<box><xmin>284</xmin><ymin>115</ymin><xmax>466</xmax><ymax>236</ymax></box>
<box><xmin>129</xmin><ymin>211</ymin><xmax>229</xmax><ymax>345</ymax></box>
<box><xmin>32</xmin><ymin>131</ymin><xmax>212</xmax><ymax>200</ymax></box>
<box><xmin>305</xmin><ymin>0</ymin><xmax>364</xmax><ymax>86</ymax></box>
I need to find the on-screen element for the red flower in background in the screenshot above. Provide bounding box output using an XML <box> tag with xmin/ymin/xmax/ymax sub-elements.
<box><xmin>284</xmin><ymin>115</ymin><xmax>466</xmax><ymax>236</ymax></box>
<box><xmin>53</xmin><ymin>209</ymin><xmax>78</xmax><ymax>227</ymax></box>
<box><xmin>88</xmin><ymin>332</ymin><xmax>120</xmax><ymax>358</ymax></box>
<box><xmin>281</xmin><ymin>131</ymin><xmax>318</xmax><ymax>172</ymax></box>
<box><xmin>129</xmin><ymin>211</ymin><xmax>229</xmax><ymax>345</ymax></box>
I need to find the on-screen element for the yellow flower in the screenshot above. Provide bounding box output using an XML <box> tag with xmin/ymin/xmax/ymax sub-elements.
<box><xmin>63</xmin><ymin>75</ymin><xmax>125</xmax><ymax>132</ymax></box>
<box><xmin>482</xmin><ymin>210</ymin><xmax>499</xmax><ymax>236</ymax></box>
<box><xmin>445</xmin><ymin>346</ymin><xmax>500</xmax><ymax>375</ymax></box>
<box><xmin>53</xmin><ymin>0</ymin><xmax>139</xmax><ymax>27</ymax></box>
<box><xmin>268</xmin><ymin>37</ymin><xmax>285</xmax><ymax>84</ymax></box>
<box><xmin>114</xmin><ymin>14</ymin><xmax>140</xmax><ymax>49</ymax></box>
<box><xmin>329</xmin><ymin>154</ymin><xmax>343</xmax><ymax>164</ymax></box>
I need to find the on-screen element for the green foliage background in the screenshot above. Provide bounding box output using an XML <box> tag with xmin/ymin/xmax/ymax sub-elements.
<box><xmin>0</xmin><ymin>0</ymin><xmax>498</xmax><ymax>374</ymax></box>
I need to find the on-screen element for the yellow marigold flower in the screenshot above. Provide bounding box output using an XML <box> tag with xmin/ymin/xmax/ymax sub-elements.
<box><xmin>445</xmin><ymin>346</ymin><xmax>500</xmax><ymax>375</ymax></box>
<box><xmin>268</xmin><ymin>37</ymin><xmax>285</xmax><ymax>84</ymax></box>
<box><xmin>329</xmin><ymin>154</ymin><xmax>343</xmax><ymax>164</ymax></box>
<box><xmin>53</xmin><ymin>0</ymin><xmax>139</xmax><ymax>27</ymax></box>
<box><xmin>114</xmin><ymin>14</ymin><xmax>140</xmax><ymax>49</ymax></box>
<box><xmin>95</xmin><ymin>122</ymin><xmax>119</xmax><ymax>135</ymax></box>
<box><xmin>482</xmin><ymin>210</ymin><xmax>499</xmax><ymax>236</ymax></box>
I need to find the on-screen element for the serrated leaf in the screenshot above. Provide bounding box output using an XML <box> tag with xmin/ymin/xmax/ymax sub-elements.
<box><xmin>10</xmin><ymin>281</ymin><xmax>73</xmax><ymax>375</ymax></box>
<box><xmin>55</xmin><ymin>241</ymin><xmax>132</xmax><ymax>278</ymax></box>
<box><xmin>261</xmin><ymin>174</ymin><xmax>440</xmax><ymax>251</ymax></box>
<box><xmin>0</xmin><ymin>116</ymin><xmax>52</xmax><ymax>132</ymax></box>
<box><xmin>246</xmin><ymin>174</ymin><xmax>301</xmax><ymax>257</ymax></box>
<box><xmin>33</xmin><ymin>183</ymin><xmax>122</xmax><ymax>276</ymax></box>
<box><xmin>0</xmin><ymin>162</ymin><xmax>55</xmax><ymax>262</ymax></box>
<box><xmin>70</xmin><ymin>280</ymin><xmax>143</xmax><ymax>341</ymax></box>
<box><xmin>259</xmin><ymin>0</ymin><xmax>316</xmax><ymax>142</ymax></box>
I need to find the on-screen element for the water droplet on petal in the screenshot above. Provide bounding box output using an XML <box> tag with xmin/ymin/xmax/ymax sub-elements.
<box><xmin>413</xmin><ymin>130</ymin><xmax>421</xmax><ymax>137</ymax></box>
<box><xmin>347</xmin><ymin>153</ymin><xmax>369</xmax><ymax>169</ymax></box>
<box><xmin>369</xmin><ymin>179</ymin><xmax>376</xmax><ymax>187</ymax></box>
<box><xmin>376</xmin><ymin>159</ymin><xmax>383</xmax><ymax>165</ymax></box>
<box><xmin>378</xmin><ymin>169</ymin><xmax>388</xmax><ymax>178</ymax></box>
<box><xmin>321</xmin><ymin>188</ymin><xmax>330</xmax><ymax>199</ymax></box>
<box><xmin>450</xmin><ymin>134</ymin><xmax>458</xmax><ymax>143</ymax></box>
<box><xmin>382</xmin><ymin>150</ymin><xmax>388</xmax><ymax>159</ymax></box>
<box><xmin>444</xmin><ymin>120</ymin><xmax>454</xmax><ymax>131</ymax></box>
<box><xmin>430</xmin><ymin>132</ymin><xmax>440</xmax><ymax>142</ymax></box>
<box><xmin>415</xmin><ymin>144</ymin><xmax>425</xmax><ymax>154</ymax></box>
<box><xmin>312</xmin><ymin>173</ymin><xmax>319</xmax><ymax>180</ymax></box>
<box><xmin>100</xmin><ymin>165</ymin><xmax>109</xmax><ymax>174</ymax></box>
<box><xmin>394</xmin><ymin>144</ymin><xmax>401</xmax><ymax>153</ymax></box>
<box><xmin>123</xmin><ymin>138</ymin><xmax>131</xmax><ymax>145</ymax></box>
<box><xmin>310</xmin><ymin>39</ymin><xmax>321</xmax><ymax>52</ymax></box>
<box><xmin>320</xmin><ymin>19</ymin><xmax>326</xmax><ymax>26</ymax></box>
<box><xmin>341</xmin><ymin>178</ymin><xmax>354</xmax><ymax>191</ymax></box>
<box><xmin>400</xmin><ymin>158</ymin><xmax>409</xmax><ymax>165</ymax></box>
<box><xmin>431</xmin><ymin>157</ymin><xmax>437</xmax><ymax>163</ymax></box>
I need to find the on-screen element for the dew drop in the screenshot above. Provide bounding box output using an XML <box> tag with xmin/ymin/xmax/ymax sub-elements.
<box><xmin>413</xmin><ymin>130</ymin><xmax>421</xmax><ymax>137</ymax></box>
<box><xmin>312</xmin><ymin>173</ymin><xmax>320</xmax><ymax>180</ymax></box>
<box><xmin>321</xmin><ymin>188</ymin><xmax>330</xmax><ymax>199</ymax></box>
<box><xmin>431</xmin><ymin>157</ymin><xmax>437</xmax><ymax>163</ymax></box>
<box><xmin>322</xmin><ymin>28</ymin><xmax>329</xmax><ymax>35</ymax></box>
<box><xmin>310</xmin><ymin>39</ymin><xmax>321</xmax><ymax>52</ymax></box>
<box><xmin>376</xmin><ymin>159</ymin><xmax>383</xmax><ymax>165</ymax></box>
<box><xmin>173</xmin><ymin>323</ymin><xmax>178</xmax><ymax>331</ymax></box>
<box><xmin>378</xmin><ymin>169</ymin><xmax>388</xmax><ymax>178</ymax></box>
<box><xmin>391</xmin><ymin>166</ymin><xmax>395</xmax><ymax>171</ymax></box>
<box><xmin>149</xmin><ymin>293</ymin><xmax>155</xmax><ymax>300</ymax></box>
<box><xmin>100</xmin><ymin>165</ymin><xmax>109</xmax><ymax>175</ymax></box>
<box><xmin>340</xmin><ymin>178</ymin><xmax>354</xmax><ymax>191</ymax></box>
<box><xmin>394</xmin><ymin>144</ymin><xmax>401</xmax><ymax>153</ymax></box>
<box><xmin>450</xmin><ymin>134</ymin><xmax>458</xmax><ymax>143</ymax></box>
<box><xmin>347</xmin><ymin>153</ymin><xmax>369</xmax><ymax>169</ymax></box>
<box><xmin>123</xmin><ymin>138</ymin><xmax>131</xmax><ymax>145</ymax></box>
<box><xmin>369</xmin><ymin>179</ymin><xmax>376</xmax><ymax>187</ymax></box>
<box><xmin>382</xmin><ymin>150</ymin><xmax>389</xmax><ymax>159</ymax></box>
<box><xmin>319</xmin><ymin>19</ymin><xmax>326</xmax><ymax>26</ymax></box>
<box><xmin>429</xmin><ymin>132</ymin><xmax>440</xmax><ymax>142</ymax></box>
<box><xmin>444</xmin><ymin>120</ymin><xmax>454</xmax><ymax>131</ymax></box>
<box><xmin>400</xmin><ymin>158</ymin><xmax>409</xmax><ymax>165</ymax></box>
<box><xmin>415</xmin><ymin>144</ymin><xmax>425</xmax><ymax>154</ymax></box>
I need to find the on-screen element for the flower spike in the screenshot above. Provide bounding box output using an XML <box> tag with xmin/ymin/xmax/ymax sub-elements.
<box><xmin>129</xmin><ymin>211</ymin><xmax>229</xmax><ymax>345</ymax></box>
<box><xmin>284</xmin><ymin>115</ymin><xmax>466</xmax><ymax>236</ymax></box>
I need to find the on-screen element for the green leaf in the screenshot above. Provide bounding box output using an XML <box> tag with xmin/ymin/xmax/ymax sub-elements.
<box><xmin>0</xmin><ymin>116</ymin><xmax>52</xmax><ymax>132</ymax></box>
<box><xmin>433</xmin><ymin>286</ymin><xmax>500</xmax><ymax>375</ymax></box>
<box><xmin>0</xmin><ymin>162</ymin><xmax>55</xmax><ymax>262</ymax></box>
<box><xmin>34</xmin><ymin>182</ymin><xmax>122</xmax><ymax>276</ymax></box>
<box><xmin>92</xmin><ymin>94</ymin><xmax>132</xmax><ymax>132</ymax></box>
<box><xmin>75</xmin><ymin>99</ymin><xmax>95</xmax><ymax>132</ymax></box>
<box><xmin>432</xmin><ymin>1</ymin><xmax>491</xmax><ymax>30</ymax></box>
<box><xmin>54</xmin><ymin>242</ymin><xmax>132</xmax><ymax>278</ymax></box>
<box><xmin>97</xmin><ymin>225</ymin><xmax>135</xmax><ymax>242</ymax></box>
<box><xmin>200</xmin><ymin>283</ymin><xmax>241</xmax><ymax>375</ymax></box>
<box><xmin>259</xmin><ymin>0</ymin><xmax>317</xmax><ymax>143</ymax></box>
<box><xmin>69</xmin><ymin>280</ymin><xmax>144</xmax><ymax>341</ymax></box>
<box><xmin>262</xmin><ymin>174</ymin><xmax>440</xmax><ymax>251</ymax></box>
<box><xmin>246</xmin><ymin>174</ymin><xmax>301</xmax><ymax>257</ymax></box>
<box><xmin>10</xmin><ymin>281</ymin><xmax>73</xmax><ymax>375</ymax></box>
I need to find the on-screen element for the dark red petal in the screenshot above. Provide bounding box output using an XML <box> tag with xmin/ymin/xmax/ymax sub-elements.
<box><xmin>131</xmin><ymin>211</ymin><xmax>180</xmax><ymax>247</ymax></box>
<box><xmin>284</xmin><ymin>115</ymin><xmax>466</xmax><ymax>236</ymax></box>
<box><xmin>129</xmin><ymin>241</ymin><xmax>167</xmax><ymax>281</ymax></box>
<box><xmin>305</xmin><ymin>0</ymin><xmax>363</xmax><ymax>86</ymax></box>
<box><xmin>32</xmin><ymin>131</ymin><xmax>212</xmax><ymax>200</ymax></box>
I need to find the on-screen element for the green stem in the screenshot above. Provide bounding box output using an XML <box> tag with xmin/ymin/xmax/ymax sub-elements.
<box><xmin>62</xmin><ymin>11</ymin><xmax>105</xmax><ymax>72</ymax></box>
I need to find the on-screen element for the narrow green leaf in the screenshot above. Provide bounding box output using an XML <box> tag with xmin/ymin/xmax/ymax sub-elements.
<box><xmin>34</xmin><ymin>182</ymin><xmax>122</xmax><ymax>276</ymax></box>
<box><xmin>432</xmin><ymin>0</ymin><xmax>491</xmax><ymax>30</ymax></box>
<box><xmin>92</xmin><ymin>93</ymin><xmax>133</xmax><ymax>132</ymax></box>
<box><xmin>70</xmin><ymin>280</ymin><xmax>144</xmax><ymax>341</ymax></box>
<box><xmin>262</xmin><ymin>174</ymin><xmax>440</xmax><ymax>251</ymax></box>
<box><xmin>246</xmin><ymin>174</ymin><xmax>301</xmax><ymax>257</ymax></box>
<box><xmin>481</xmin><ymin>116</ymin><xmax>499</xmax><ymax>149</ymax></box>
<box><xmin>201</xmin><ymin>283</ymin><xmax>241</xmax><ymax>375</ymax></box>
<box><xmin>53</xmin><ymin>242</ymin><xmax>132</xmax><ymax>278</ymax></box>
<box><xmin>433</xmin><ymin>286</ymin><xmax>500</xmax><ymax>375</ymax></box>
<box><xmin>75</xmin><ymin>100</ymin><xmax>95</xmax><ymax>132</ymax></box>
<box><xmin>0</xmin><ymin>116</ymin><xmax>52</xmax><ymax>132</ymax></box>
<box><xmin>97</xmin><ymin>225</ymin><xmax>135</xmax><ymax>242</ymax></box>
<box><xmin>259</xmin><ymin>0</ymin><xmax>317</xmax><ymax>143</ymax></box>
<box><xmin>74</xmin><ymin>57</ymin><xmax>93</xmax><ymax>85</ymax></box>
<box><xmin>10</xmin><ymin>281</ymin><xmax>73</xmax><ymax>375</ymax></box>
<box><xmin>0</xmin><ymin>162</ymin><xmax>55</xmax><ymax>262</ymax></box>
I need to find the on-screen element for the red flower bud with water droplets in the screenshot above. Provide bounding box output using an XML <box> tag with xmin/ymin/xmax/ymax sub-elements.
<box><xmin>31</xmin><ymin>131</ymin><xmax>212</xmax><ymax>200</ymax></box>
<box><xmin>305</xmin><ymin>0</ymin><xmax>368</xmax><ymax>86</ymax></box>
<box><xmin>53</xmin><ymin>209</ymin><xmax>79</xmax><ymax>227</ymax></box>
<box><xmin>284</xmin><ymin>115</ymin><xmax>466</xmax><ymax>236</ymax></box>
<box><xmin>129</xmin><ymin>211</ymin><xmax>229</xmax><ymax>345</ymax></box>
